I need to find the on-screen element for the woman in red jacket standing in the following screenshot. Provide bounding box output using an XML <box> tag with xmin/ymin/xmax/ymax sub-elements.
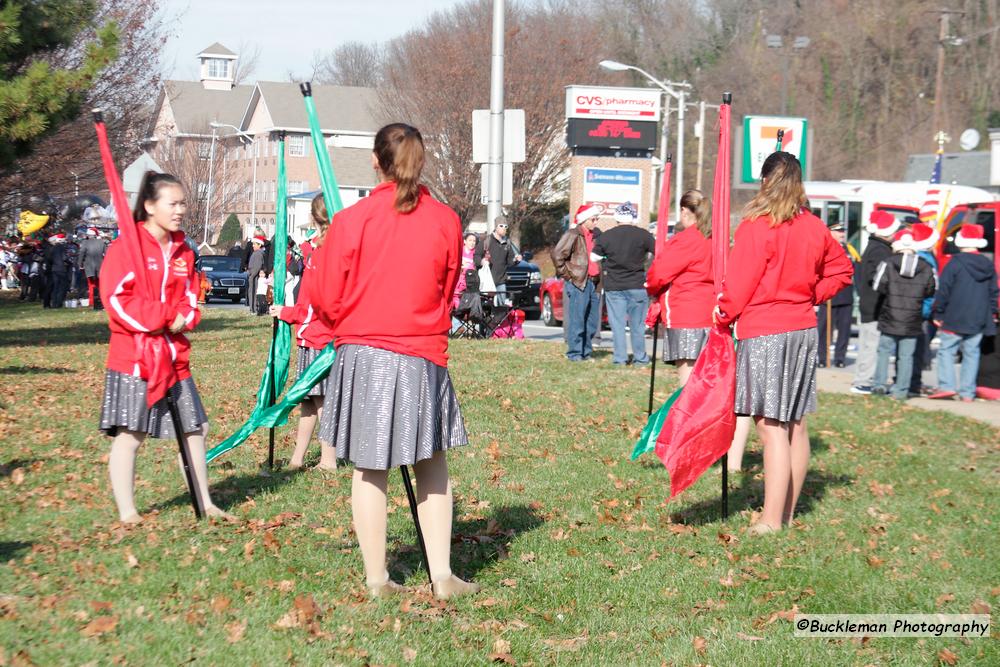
<box><xmin>313</xmin><ymin>124</ymin><xmax>478</xmax><ymax>600</ymax></box>
<box><xmin>646</xmin><ymin>189</ymin><xmax>714</xmax><ymax>386</ymax></box>
<box><xmin>270</xmin><ymin>194</ymin><xmax>337</xmax><ymax>471</ymax></box>
<box><xmin>716</xmin><ymin>152</ymin><xmax>852</xmax><ymax>534</ymax></box>
<box><xmin>99</xmin><ymin>172</ymin><xmax>234</xmax><ymax>523</ymax></box>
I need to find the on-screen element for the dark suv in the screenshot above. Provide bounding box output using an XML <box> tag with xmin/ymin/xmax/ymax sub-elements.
<box><xmin>503</xmin><ymin>243</ymin><xmax>543</xmax><ymax>319</ymax></box>
<box><xmin>197</xmin><ymin>255</ymin><xmax>248</xmax><ymax>304</ymax></box>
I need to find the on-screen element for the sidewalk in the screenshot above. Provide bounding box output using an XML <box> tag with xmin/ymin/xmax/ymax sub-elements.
<box><xmin>816</xmin><ymin>364</ymin><xmax>1000</xmax><ymax>428</ymax></box>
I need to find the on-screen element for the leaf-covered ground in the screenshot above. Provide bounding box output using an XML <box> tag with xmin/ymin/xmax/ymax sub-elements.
<box><xmin>1</xmin><ymin>296</ymin><xmax>997</xmax><ymax>665</ymax></box>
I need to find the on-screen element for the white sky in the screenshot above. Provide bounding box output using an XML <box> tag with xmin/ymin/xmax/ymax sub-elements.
<box><xmin>161</xmin><ymin>0</ymin><xmax>468</xmax><ymax>81</ymax></box>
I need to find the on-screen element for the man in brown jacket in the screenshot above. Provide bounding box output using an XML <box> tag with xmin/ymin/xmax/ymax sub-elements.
<box><xmin>552</xmin><ymin>204</ymin><xmax>602</xmax><ymax>361</ymax></box>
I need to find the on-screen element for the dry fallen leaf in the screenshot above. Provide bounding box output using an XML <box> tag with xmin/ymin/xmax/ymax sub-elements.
<box><xmin>866</xmin><ymin>555</ymin><xmax>885</xmax><ymax>568</ymax></box>
<box><xmin>500</xmin><ymin>579</ymin><xmax>517</xmax><ymax>588</ymax></box>
<box><xmin>125</xmin><ymin>550</ymin><xmax>138</xmax><ymax>569</ymax></box>
<box><xmin>81</xmin><ymin>615</ymin><xmax>118</xmax><ymax>637</ymax></box>
<box><xmin>402</xmin><ymin>646</ymin><xmax>417</xmax><ymax>662</ymax></box>
<box><xmin>88</xmin><ymin>601</ymin><xmax>112</xmax><ymax>612</ymax></box>
<box><xmin>10</xmin><ymin>468</ymin><xmax>25</xmax><ymax>486</ymax></box>
<box><xmin>736</xmin><ymin>632</ymin><xmax>764</xmax><ymax>641</ymax></box>
<box><xmin>225</xmin><ymin>620</ymin><xmax>246</xmax><ymax>643</ymax></box>
<box><xmin>936</xmin><ymin>593</ymin><xmax>955</xmax><ymax>607</ymax></box>
<box><xmin>692</xmin><ymin>636</ymin><xmax>707</xmax><ymax>655</ymax></box>
<box><xmin>211</xmin><ymin>596</ymin><xmax>231</xmax><ymax>614</ymax></box>
<box><xmin>263</xmin><ymin>531</ymin><xmax>280</xmax><ymax>553</ymax></box>
<box><xmin>475</xmin><ymin>597</ymin><xmax>501</xmax><ymax>608</ymax></box>
<box><xmin>938</xmin><ymin>648</ymin><xmax>958</xmax><ymax>665</ymax></box>
<box><xmin>520</xmin><ymin>553</ymin><xmax>536</xmax><ymax>563</ymax></box>
<box><xmin>243</xmin><ymin>539</ymin><xmax>255</xmax><ymax>561</ymax></box>
<box><xmin>970</xmin><ymin>599</ymin><xmax>990</xmax><ymax>614</ymax></box>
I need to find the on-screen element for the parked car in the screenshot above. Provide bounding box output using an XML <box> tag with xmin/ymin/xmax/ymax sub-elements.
<box><xmin>503</xmin><ymin>243</ymin><xmax>543</xmax><ymax>319</ymax></box>
<box><xmin>538</xmin><ymin>277</ymin><xmax>610</xmax><ymax>328</ymax></box>
<box><xmin>197</xmin><ymin>255</ymin><xmax>248</xmax><ymax>304</ymax></box>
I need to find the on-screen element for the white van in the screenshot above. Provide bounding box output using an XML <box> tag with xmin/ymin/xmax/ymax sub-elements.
<box><xmin>804</xmin><ymin>180</ymin><xmax>996</xmax><ymax>253</ymax></box>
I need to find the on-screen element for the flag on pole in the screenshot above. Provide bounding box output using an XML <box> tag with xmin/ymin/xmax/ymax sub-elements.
<box><xmin>208</xmin><ymin>83</ymin><xmax>345</xmax><ymax>463</ymax></box>
<box><xmin>652</xmin><ymin>93</ymin><xmax>737</xmax><ymax>499</ymax></box>
<box><xmin>93</xmin><ymin>111</ymin><xmax>176</xmax><ymax>408</ymax></box>
<box><xmin>655</xmin><ymin>155</ymin><xmax>673</xmax><ymax>254</ymax></box>
<box><xmin>207</xmin><ymin>133</ymin><xmax>292</xmax><ymax>461</ymax></box>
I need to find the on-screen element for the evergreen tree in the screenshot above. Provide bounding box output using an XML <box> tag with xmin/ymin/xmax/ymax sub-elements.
<box><xmin>217</xmin><ymin>213</ymin><xmax>242</xmax><ymax>248</ymax></box>
<box><xmin>0</xmin><ymin>1</ymin><xmax>119</xmax><ymax>168</ymax></box>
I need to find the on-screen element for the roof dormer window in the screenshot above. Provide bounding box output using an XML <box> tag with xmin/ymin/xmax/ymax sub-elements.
<box><xmin>205</xmin><ymin>58</ymin><xmax>230</xmax><ymax>79</ymax></box>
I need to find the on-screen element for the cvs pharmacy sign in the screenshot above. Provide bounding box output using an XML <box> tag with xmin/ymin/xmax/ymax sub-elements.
<box><xmin>565</xmin><ymin>85</ymin><xmax>662</xmax><ymax>122</ymax></box>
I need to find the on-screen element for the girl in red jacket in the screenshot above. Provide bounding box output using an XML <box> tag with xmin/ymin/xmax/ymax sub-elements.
<box><xmin>646</xmin><ymin>189</ymin><xmax>714</xmax><ymax>386</ymax></box>
<box><xmin>313</xmin><ymin>124</ymin><xmax>478</xmax><ymax>600</ymax></box>
<box><xmin>269</xmin><ymin>194</ymin><xmax>337</xmax><ymax>471</ymax></box>
<box><xmin>716</xmin><ymin>152</ymin><xmax>853</xmax><ymax>534</ymax></box>
<box><xmin>99</xmin><ymin>172</ymin><xmax>234</xmax><ymax>524</ymax></box>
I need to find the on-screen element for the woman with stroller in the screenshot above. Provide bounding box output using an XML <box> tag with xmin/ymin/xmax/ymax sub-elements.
<box><xmin>313</xmin><ymin>123</ymin><xmax>478</xmax><ymax>599</ymax></box>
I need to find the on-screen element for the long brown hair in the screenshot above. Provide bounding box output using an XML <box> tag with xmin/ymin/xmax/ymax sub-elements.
<box><xmin>741</xmin><ymin>151</ymin><xmax>807</xmax><ymax>226</ymax></box>
<box><xmin>373</xmin><ymin>123</ymin><xmax>425</xmax><ymax>214</ymax></box>
<box><xmin>680</xmin><ymin>189</ymin><xmax>711</xmax><ymax>238</ymax></box>
<box><xmin>133</xmin><ymin>171</ymin><xmax>183</xmax><ymax>222</ymax></box>
<box><xmin>309</xmin><ymin>194</ymin><xmax>330</xmax><ymax>247</ymax></box>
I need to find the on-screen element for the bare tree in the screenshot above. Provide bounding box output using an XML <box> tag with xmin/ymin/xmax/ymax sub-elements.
<box><xmin>314</xmin><ymin>41</ymin><xmax>385</xmax><ymax>87</ymax></box>
<box><xmin>232</xmin><ymin>40</ymin><xmax>261</xmax><ymax>85</ymax></box>
<box><xmin>0</xmin><ymin>0</ymin><xmax>171</xmax><ymax>221</ymax></box>
<box><xmin>378</xmin><ymin>0</ymin><xmax>607</xmax><ymax>228</ymax></box>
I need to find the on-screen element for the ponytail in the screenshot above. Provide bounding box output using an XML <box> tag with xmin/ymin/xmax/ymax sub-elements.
<box><xmin>309</xmin><ymin>194</ymin><xmax>330</xmax><ymax>248</ymax></box>
<box><xmin>373</xmin><ymin>123</ymin><xmax>425</xmax><ymax>214</ymax></box>
<box><xmin>680</xmin><ymin>189</ymin><xmax>712</xmax><ymax>238</ymax></box>
<box><xmin>133</xmin><ymin>171</ymin><xmax>183</xmax><ymax>222</ymax></box>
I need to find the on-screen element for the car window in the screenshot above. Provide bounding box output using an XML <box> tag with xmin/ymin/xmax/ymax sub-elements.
<box><xmin>198</xmin><ymin>256</ymin><xmax>241</xmax><ymax>272</ymax></box>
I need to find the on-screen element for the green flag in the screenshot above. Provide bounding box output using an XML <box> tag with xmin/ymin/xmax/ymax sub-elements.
<box><xmin>630</xmin><ymin>386</ymin><xmax>683</xmax><ymax>460</ymax></box>
<box><xmin>207</xmin><ymin>133</ymin><xmax>292</xmax><ymax>462</ymax></box>
<box><xmin>301</xmin><ymin>82</ymin><xmax>344</xmax><ymax>216</ymax></box>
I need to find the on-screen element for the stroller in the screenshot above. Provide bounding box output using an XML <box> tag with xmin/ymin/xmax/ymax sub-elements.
<box><xmin>450</xmin><ymin>268</ymin><xmax>515</xmax><ymax>339</ymax></box>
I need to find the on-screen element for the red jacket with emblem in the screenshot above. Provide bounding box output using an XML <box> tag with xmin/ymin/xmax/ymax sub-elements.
<box><xmin>99</xmin><ymin>227</ymin><xmax>201</xmax><ymax>378</ymax></box>
<box><xmin>312</xmin><ymin>182</ymin><xmax>462</xmax><ymax>367</ymax></box>
<box><xmin>645</xmin><ymin>225</ymin><xmax>714</xmax><ymax>328</ymax></box>
<box><xmin>717</xmin><ymin>211</ymin><xmax>853</xmax><ymax>340</ymax></box>
<box><xmin>277</xmin><ymin>250</ymin><xmax>335</xmax><ymax>349</ymax></box>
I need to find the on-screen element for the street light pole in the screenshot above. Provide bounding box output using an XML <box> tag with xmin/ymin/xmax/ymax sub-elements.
<box><xmin>202</xmin><ymin>127</ymin><xmax>218</xmax><ymax>249</ymax></box>
<box><xmin>695</xmin><ymin>100</ymin><xmax>706</xmax><ymax>191</ymax></box>
<box><xmin>675</xmin><ymin>89</ymin><xmax>686</xmax><ymax>222</ymax></box>
<box><xmin>211</xmin><ymin>121</ymin><xmax>257</xmax><ymax>239</ymax></box>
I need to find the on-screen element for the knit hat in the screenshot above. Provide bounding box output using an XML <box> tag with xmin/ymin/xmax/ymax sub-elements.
<box><xmin>574</xmin><ymin>204</ymin><xmax>603</xmax><ymax>226</ymax></box>
<box><xmin>866</xmin><ymin>209</ymin><xmax>900</xmax><ymax>237</ymax></box>
<box><xmin>613</xmin><ymin>201</ymin><xmax>638</xmax><ymax>223</ymax></box>
<box><xmin>954</xmin><ymin>224</ymin><xmax>988</xmax><ymax>249</ymax></box>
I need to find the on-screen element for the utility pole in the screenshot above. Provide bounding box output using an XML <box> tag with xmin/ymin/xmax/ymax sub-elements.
<box><xmin>486</xmin><ymin>0</ymin><xmax>505</xmax><ymax>233</ymax></box>
<box><xmin>931</xmin><ymin>9</ymin><xmax>965</xmax><ymax>142</ymax></box>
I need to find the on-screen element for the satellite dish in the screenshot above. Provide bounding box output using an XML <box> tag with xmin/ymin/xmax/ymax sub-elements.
<box><xmin>959</xmin><ymin>128</ymin><xmax>981</xmax><ymax>151</ymax></box>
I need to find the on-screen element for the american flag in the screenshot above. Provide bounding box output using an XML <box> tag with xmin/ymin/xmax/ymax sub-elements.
<box><xmin>918</xmin><ymin>145</ymin><xmax>944</xmax><ymax>223</ymax></box>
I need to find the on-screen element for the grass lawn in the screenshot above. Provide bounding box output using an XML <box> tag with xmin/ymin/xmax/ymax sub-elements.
<box><xmin>1</xmin><ymin>295</ymin><xmax>997</xmax><ymax>665</ymax></box>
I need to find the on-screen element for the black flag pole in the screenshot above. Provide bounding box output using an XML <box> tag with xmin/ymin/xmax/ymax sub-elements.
<box><xmin>400</xmin><ymin>466</ymin><xmax>433</xmax><ymax>585</ymax></box>
<box><xmin>167</xmin><ymin>393</ymin><xmax>204</xmax><ymax>519</ymax></box>
<box><xmin>267</xmin><ymin>316</ymin><xmax>278</xmax><ymax>469</ymax></box>
<box><xmin>647</xmin><ymin>322</ymin><xmax>659</xmax><ymax>415</ymax></box>
<box><xmin>721</xmin><ymin>92</ymin><xmax>734</xmax><ymax>522</ymax></box>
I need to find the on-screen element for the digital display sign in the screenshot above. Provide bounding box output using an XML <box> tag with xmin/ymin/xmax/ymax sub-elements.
<box><xmin>566</xmin><ymin>118</ymin><xmax>658</xmax><ymax>151</ymax></box>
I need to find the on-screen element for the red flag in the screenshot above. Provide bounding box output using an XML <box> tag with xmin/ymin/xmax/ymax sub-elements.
<box><xmin>655</xmin><ymin>156</ymin><xmax>672</xmax><ymax>254</ymax></box>
<box><xmin>655</xmin><ymin>94</ymin><xmax>737</xmax><ymax>498</ymax></box>
<box><xmin>94</xmin><ymin>111</ymin><xmax>176</xmax><ymax>407</ymax></box>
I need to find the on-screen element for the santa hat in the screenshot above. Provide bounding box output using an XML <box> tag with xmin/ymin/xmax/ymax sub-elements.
<box><xmin>892</xmin><ymin>228</ymin><xmax>915</xmax><ymax>252</ymax></box>
<box><xmin>86</xmin><ymin>227</ymin><xmax>98</xmax><ymax>237</ymax></box>
<box><xmin>866</xmin><ymin>210</ymin><xmax>900</xmax><ymax>237</ymax></box>
<box><xmin>574</xmin><ymin>204</ymin><xmax>603</xmax><ymax>227</ymax></box>
<box><xmin>954</xmin><ymin>224</ymin><xmax>988</xmax><ymax>249</ymax></box>
<box><xmin>908</xmin><ymin>222</ymin><xmax>939</xmax><ymax>250</ymax></box>
<box><xmin>613</xmin><ymin>201</ymin><xmax>638</xmax><ymax>223</ymax></box>
<box><xmin>252</xmin><ymin>235</ymin><xmax>266</xmax><ymax>245</ymax></box>
<box><xmin>47</xmin><ymin>233</ymin><xmax>66</xmax><ymax>244</ymax></box>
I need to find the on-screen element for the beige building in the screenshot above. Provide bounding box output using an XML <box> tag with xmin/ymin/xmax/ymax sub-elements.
<box><xmin>146</xmin><ymin>42</ymin><xmax>380</xmax><ymax>243</ymax></box>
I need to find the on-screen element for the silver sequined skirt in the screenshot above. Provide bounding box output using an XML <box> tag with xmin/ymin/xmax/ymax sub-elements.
<box><xmin>318</xmin><ymin>344</ymin><xmax>469</xmax><ymax>470</ymax></box>
<box><xmin>663</xmin><ymin>327</ymin><xmax>709</xmax><ymax>362</ymax></box>
<box><xmin>735</xmin><ymin>328</ymin><xmax>817</xmax><ymax>423</ymax></box>
<box><xmin>99</xmin><ymin>371</ymin><xmax>208</xmax><ymax>438</ymax></box>
<box><xmin>297</xmin><ymin>346</ymin><xmax>329</xmax><ymax>397</ymax></box>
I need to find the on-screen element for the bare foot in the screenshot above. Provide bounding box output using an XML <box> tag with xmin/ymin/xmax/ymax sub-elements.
<box><xmin>368</xmin><ymin>579</ymin><xmax>406</xmax><ymax>598</ymax></box>
<box><xmin>432</xmin><ymin>575</ymin><xmax>480</xmax><ymax>600</ymax></box>
<box><xmin>119</xmin><ymin>514</ymin><xmax>143</xmax><ymax>526</ymax></box>
<box><xmin>316</xmin><ymin>462</ymin><xmax>338</xmax><ymax>472</ymax></box>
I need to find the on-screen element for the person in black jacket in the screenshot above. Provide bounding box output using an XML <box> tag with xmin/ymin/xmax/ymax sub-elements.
<box><xmin>871</xmin><ymin>224</ymin><xmax>937</xmax><ymax>400</ymax></box>
<box><xmin>817</xmin><ymin>222</ymin><xmax>854</xmax><ymax>367</ymax></box>
<box><xmin>928</xmin><ymin>224</ymin><xmax>999</xmax><ymax>401</ymax></box>
<box><xmin>473</xmin><ymin>216</ymin><xmax>521</xmax><ymax>305</ymax></box>
<box><xmin>851</xmin><ymin>211</ymin><xmax>898</xmax><ymax>393</ymax></box>
<box><xmin>43</xmin><ymin>233</ymin><xmax>71</xmax><ymax>308</ymax></box>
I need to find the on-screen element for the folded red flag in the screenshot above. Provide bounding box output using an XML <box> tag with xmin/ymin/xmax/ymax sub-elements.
<box><xmin>655</xmin><ymin>325</ymin><xmax>736</xmax><ymax>497</ymax></box>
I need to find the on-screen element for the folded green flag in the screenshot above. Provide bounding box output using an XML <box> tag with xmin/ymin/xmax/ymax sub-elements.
<box><xmin>630</xmin><ymin>386</ymin><xmax>683</xmax><ymax>460</ymax></box>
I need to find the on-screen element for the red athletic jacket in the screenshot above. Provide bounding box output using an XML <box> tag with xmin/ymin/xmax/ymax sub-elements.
<box><xmin>717</xmin><ymin>211</ymin><xmax>853</xmax><ymax>340</ymax></box>
<box><xmin>312</xmin><ymin>182</ymin><xmax>462</xmax><ymax>366</ymax></box>
<box><xmin>99</xmin><ymin>226</ymin><xmax>201</xmax><ymax>378</ymax></box>
<box><xmin>645</xmin><ymin>225</ymin><xmax>714</xmax><ymax>328</ymax></box>
<box><xmin>277</xmin><ymin>251</ymin><xmax>334</xmax><ymax>349</ymax></box>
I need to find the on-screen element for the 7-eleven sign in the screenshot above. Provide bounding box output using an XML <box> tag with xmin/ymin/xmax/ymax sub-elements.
<box><xmin>741</xmin><ymin>115</ymin><xmax>808</xmax><ymax>183</ymax></box>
